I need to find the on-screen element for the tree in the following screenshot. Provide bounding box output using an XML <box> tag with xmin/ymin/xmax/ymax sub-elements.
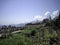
<box><xmin>54</xmin><ymin>12</ymin><xmax>60</xmax><ymax>29</ymax></box>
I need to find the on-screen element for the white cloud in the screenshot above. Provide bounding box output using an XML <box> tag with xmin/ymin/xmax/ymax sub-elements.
<box><xmin>44</xmin><ymin>10</ymin><xmax>59</xmax><ymax>19</ymax></box>
<box><xmin>52</xmin><ymin>10</ymin><xmax>59</xmax><ymax>19</ymax></box>
<box><xmin>44</xmin><ymin>11</ymin><xmax>51</xmax><ymax>19</ymax></box>
<box><xmin>33</xmin><ymin>15</ymin><xmax>45</xmax><ymax>21</ymax></box>
<box><xmin>33</xmin><ymin>10</ymin><xmax>59</xmax><ymax>21</ymax></box>
<box><xmin>44</xmin><ymin>11</ymin><xmax>50</xmax><ymax>16</ymax></box>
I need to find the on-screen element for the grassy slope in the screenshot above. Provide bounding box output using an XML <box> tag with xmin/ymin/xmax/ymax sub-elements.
<box><xmin>0</xmin><ymin>25</ymin><xmax>58</xmax><ymax>45</ymax></box>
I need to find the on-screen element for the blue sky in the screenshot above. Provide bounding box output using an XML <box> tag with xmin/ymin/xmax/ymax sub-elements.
<box><xmin>0</xmin><ymin>0</ymin><xmax>60</xmax><ymax>25</ymax></box>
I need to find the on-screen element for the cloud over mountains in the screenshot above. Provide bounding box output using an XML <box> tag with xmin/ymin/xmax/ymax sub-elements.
<box><xmin>34</xmin><ymin>15</ymin><xmax>45</xmax><ymax>21</ymax></box>
<box><xmin>33</xmin><ymin>10</ymin><xmax>59</xmax><ymax>21</ymax></box>
<box><xmin>51</xmin><ymin>10</ymin><xmax>59</xmax><ymax>19</ymax></box>
<box><xmin>45</xmin><ymin>11</ymin><xmax>50</xmax><ymax>16</ymax></box>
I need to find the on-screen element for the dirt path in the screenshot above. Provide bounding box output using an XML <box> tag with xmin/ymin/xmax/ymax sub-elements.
<box><xmin>0</xmin><ymin>30</ymin><xmax>23</xmax><ymax>37</ymax></box>
<box><xmin>12</xmin><ymin>30</ymin><xmax>22</xmax><ymax>34</ymax></box>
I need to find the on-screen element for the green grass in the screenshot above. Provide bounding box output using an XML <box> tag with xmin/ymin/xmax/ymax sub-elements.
<box><xmin>0</xmin><ymin>33</ymin><xmax>34</xmax><ymax>45</ymax></box>
<box><xmin>0</xmin><ymin>26</ymin><xmax>58</xmax><ymax>45</ymax></box>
